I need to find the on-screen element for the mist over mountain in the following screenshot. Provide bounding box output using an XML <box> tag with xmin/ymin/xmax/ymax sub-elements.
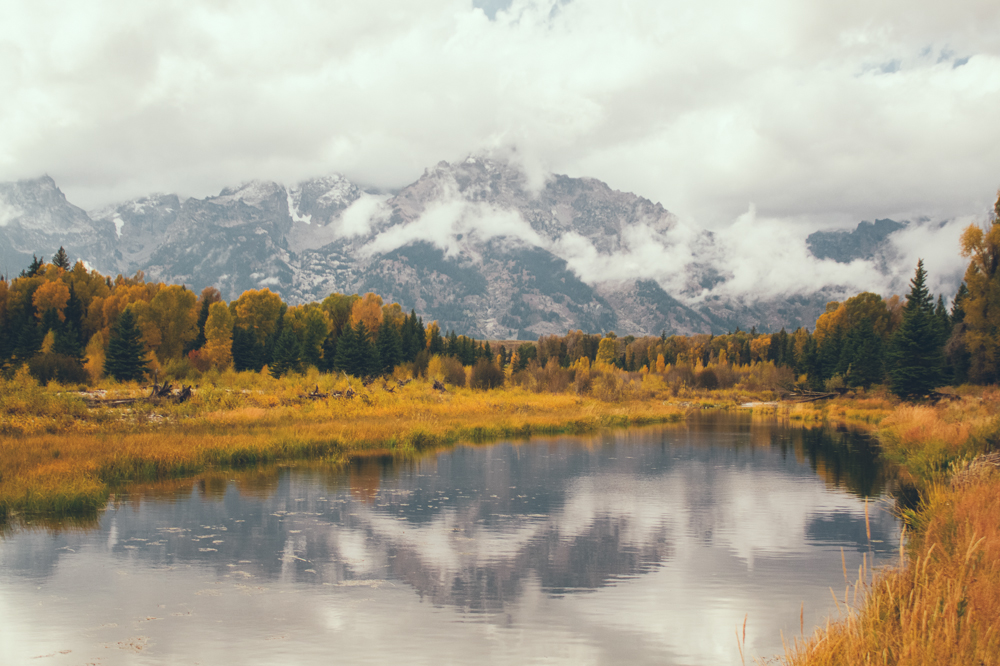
<box><xmin>0</xmin><ymin>158</ymin><xmax>968</xmax><ymax>339</ymax></box>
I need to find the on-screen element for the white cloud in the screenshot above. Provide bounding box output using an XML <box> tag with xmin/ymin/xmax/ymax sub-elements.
<box><xmin>0</xmin><ymin>0</ymin><xmax>997</xmax><ymax>230</ymax></box>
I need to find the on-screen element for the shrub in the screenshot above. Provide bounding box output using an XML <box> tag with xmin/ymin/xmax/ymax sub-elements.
<box><xmin>440</xmin><ymin>355</ymin><xmax>467</xmax><ymax>387</ymax></box>
<box><xmin>695</xmin><ymin>367</ymin><xmax>718</xmax><ymax>389</ymax></box>
<box><xmin>532</xmin><ymin>358</ymin><xmax>573</xmax><ymax>393</ymax></box>
<box><xmin>470</xmin><ymin>359</ymin><xmax>504</xmax><ymax>390</ymax></box>
<box><xmin>163</xmin><ymin>356</ymin><xmax>201</xmax><ymax>381</ymax></box>
<box><xmin>28</xmin><ymin>353</ymin><xmax>89</xmax><ymax>386</ymax></box>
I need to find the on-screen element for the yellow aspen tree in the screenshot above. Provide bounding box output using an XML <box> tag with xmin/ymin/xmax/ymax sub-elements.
<box><xmin>959</xmin><ymin>196</ymin><xmax>1000</xmax><ymax>382</ymax></box>
<box><xmin>232</xmin><ymin>288</ymin><xmax>284</xmax><ymax>339</ymax></box>
<box><xmin>203</xmin><ymin>302</ymin><xmax>234</xmax><ymax>370</ymax></box>
<box><xmin>350</xmin><ymin>292</ymin><xmax>383</xmax><ymax>336</ymax></box>
<box><xmin>655</xmin><ymin>353</ymin><xmax>666</xmax><ymax>374</ymax></box>
<box><xmin>146</xmin><ymin>285</ymin><xmax>198</xmax><ymax>363</ymax></box>
<box><xmin>32</xmin><ymin>280</ymin><xmax>70</xmax><ymax>320</ymax></box>
<box><xmin>84</xmin><ymin>332</ymin><xmax>105</xmax><ymax>382</ymax></box>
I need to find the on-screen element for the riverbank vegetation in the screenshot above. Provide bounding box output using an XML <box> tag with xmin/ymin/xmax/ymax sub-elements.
<box><xmin>777</xmin><ymin>390</ymin><xmax>1000</xmax><ymax>665</ymax></box>
<box><xmin>2</xmin><ymin>196</ymin><xmax>1000</xmax><ymax>660</ymax></box>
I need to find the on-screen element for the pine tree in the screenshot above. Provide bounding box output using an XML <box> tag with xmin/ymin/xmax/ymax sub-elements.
<box><xmin>52</xmin><ymin>247</ymin><xmax>70</xmax><ymax>270</ymax></box>
<box><xmin>357</xmin><ymin>321</ymin><xmax>380</xmax><ymax>376</ymax></box>
<box><xmin>889</xmin><ymin>260</ymin><xmax>945</xmax><ymax>397</ymax></box>
<box><xmin>427</xmin><ymin>324</ymin><xmax>444</xmax><ymax>355</ymax></box>
<box><xmin>333</xmin><ymin>322</ymin><xmax>361</xmax><ymax>376</ymax></box>
<box><xmin>231</xmin><ymin>327</ymin><xmax>265</xmax><ymax>372</ymax></box>
<box><xmin>376</xmin><ymin>313</ymin><xmax>403</xmax><ymax>375</ymax></box>
<box><xmin>20</xmin><ymin>255</ymin><xmax>44</xmax><ymax>278</ymax></box>
<box><xmin>104</xmin><ymin>309</ymin><xmax>150</xmax><ymax>382</ymax></box>
<box><xmin>53</xmin><ymin>321</ymin><xmax>84</xmax><ymax>362</ymax></box>
<box><xmin>319</xmin><ymin>330</ymin><xmax>338</xmax><ymax>372</ymax></box>
<box><xmin>951</xmin><ymin>282</ymin><xmax>969</xmax><ymax>324</ymax></box>
<box><xmin>269</xmin><ymin>329</ymin><xmax>302</xmax><ymax>378</ymax></box>
<box><xmin>185</xmin><ymin>297</ymin><xmax>211</xmax><ymax>354</ymax></box>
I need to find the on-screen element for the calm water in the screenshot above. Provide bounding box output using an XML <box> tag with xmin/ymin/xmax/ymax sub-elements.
<box><xmin>0</xmin><ymin>415</ymin><xmax>902</xmax><ymax>665</ymax></box>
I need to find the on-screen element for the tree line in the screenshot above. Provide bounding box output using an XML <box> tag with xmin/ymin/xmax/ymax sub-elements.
<box><xmin>2</xmin><ymin>193</ymin><xmax>999</xmax><ymax>398</ymax></box>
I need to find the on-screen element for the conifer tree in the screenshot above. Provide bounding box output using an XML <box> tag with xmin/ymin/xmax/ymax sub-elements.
<box><xmin>269</xmin><ymin>329</ymin><xmax>302</xmax><ymax>378</ymax></box>
<box><xmin>52</xmin><ymin>321</ymin><xmax>84</xmax><ymax>362</ymax></box>
<box><xmin>104</xmin><ymin>308</ymin><xmax>149</xmax><ymax>382</ymax></box>
<box><xmin>319</xmin><ymin>330</ymin><xmax>338</xmax><ymax>372</ymax></box>
<box><xmin>951</xmin><ymin>282</ymin><xmax>969</xmax><ymax>324</ymax></box>
<box><xmin>376</xmin><ymin>313</ymin><xmax>403</xmax><ymax>375</ymax></box>
<box><xmin>20</xmin><ymin>255</ymin><xmax>44</xmax><ymax>278</ymax></box>
<box><xmin>427</xmin><ymin>323</ymin><xmax>444</xmax><ymax>355</ymax></box>
<box><xmin>333</xmin><ymin>321</ymin><xmax>362</xmax><ymax>376</ymax></box>
<box><xmin>52</xmin><ymin>247</ymin><xmax>70</xmax><ymax>270</ymax></box>
<box><xmin>889</xmin><ymin>260</ymin><xmax>945</xmax><ymax>397</ymax></box>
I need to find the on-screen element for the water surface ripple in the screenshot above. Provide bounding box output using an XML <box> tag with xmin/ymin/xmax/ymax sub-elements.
<box><xmin>0</xmin><ymin>415</ymin><xmax>902</xmax><ymax>665</ymax></box>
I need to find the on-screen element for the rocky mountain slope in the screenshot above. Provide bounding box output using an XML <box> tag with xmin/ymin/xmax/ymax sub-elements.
<box><xmin>0</xmin><ymin>159</ymin><xmax>913</xmax><ymax>339</ymax></box>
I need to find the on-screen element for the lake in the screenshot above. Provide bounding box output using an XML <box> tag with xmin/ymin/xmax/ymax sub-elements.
<box><xmin>0</xmin><ymin>414</ymin><xmax>902</xmax><ymax>665</ymax></box>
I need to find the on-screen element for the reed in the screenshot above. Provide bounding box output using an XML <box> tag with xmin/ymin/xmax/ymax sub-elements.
<box><xmin>0</xmin><ymin>374</ymin><xmax>684</xmax><ymax>521</ymax></box>
<box><xmin>779</xmin><ymin>473</ymin><xmax>1000</xmax><ymax>665</ymax></box>
<box><xmin>777</xmin><ymin>387</ymin><xmax>1000</xmax><ymax>666</ymax></box>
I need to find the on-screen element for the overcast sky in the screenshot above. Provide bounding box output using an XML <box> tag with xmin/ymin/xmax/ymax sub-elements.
<box><xmin>2</xmin><ymin>0</ymin><xmax>999</xmax><ymax>231</ymax></box>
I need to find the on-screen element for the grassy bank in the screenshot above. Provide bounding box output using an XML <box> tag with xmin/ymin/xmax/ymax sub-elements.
<box><xmin>777</xmin><ymin>388</ymin><xmax>1000</xmax><ymax>666</ymax></box>
<box><xmin>0</xmin><ymin>368</ymin><xmax>685</xmax><ymax>521</ymax></box>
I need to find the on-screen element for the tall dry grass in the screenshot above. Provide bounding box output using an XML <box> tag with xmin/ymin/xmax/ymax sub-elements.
<box><xmin>0</xmin><ymin>370</ymin><xmax>684</xmax><ymax>521</ymax></box>
<box><xmin>780</xmin><ymin>473</ymin><xmax>1000</xmax><ymax>665</ymax></box>
<box><xmin>778</xmin><ymin>388</ymin><xmax>1000</xmax><ymax>666</ymax></box>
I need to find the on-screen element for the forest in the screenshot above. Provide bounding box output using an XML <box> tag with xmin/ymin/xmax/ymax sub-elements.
<box><xmin>2</xmin><ymin>194</ymin><xmax>999</xmax><ymax>399</ymax></box>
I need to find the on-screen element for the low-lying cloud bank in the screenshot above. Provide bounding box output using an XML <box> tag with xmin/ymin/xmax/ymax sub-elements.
<box><xmin>350</xmin><ymin>189</ymin><xmax>973</xmax><ymax>306</ymax></box>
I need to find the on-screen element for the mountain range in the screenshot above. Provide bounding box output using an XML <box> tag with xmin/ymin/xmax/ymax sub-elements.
<box><xmin>0</xmin><ymin>158</ymin><xmax>912</xmax><ymax>339</ymax></box>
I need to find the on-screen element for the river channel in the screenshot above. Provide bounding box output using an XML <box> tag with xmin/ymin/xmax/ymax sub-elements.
<box><xmin>0</xmin><ymin>414</ymin><xmax>902</xmax><ymax>665</ymax></box>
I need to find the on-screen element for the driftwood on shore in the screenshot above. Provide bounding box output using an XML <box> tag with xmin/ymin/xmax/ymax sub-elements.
<box><xmin>82</xmin><ymin>382</ymin><xmax>194</xmax><ymax>408</ymax></box>
<box><xmin>785</xmin><ymin>390</ymin><xmax>840</xmax><ymax>403</ymax></box>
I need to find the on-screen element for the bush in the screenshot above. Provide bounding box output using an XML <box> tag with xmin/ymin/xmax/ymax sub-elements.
<box><xmin>440</xmin><ymin>355</ymin><xmax>467</xmax><ymax>387</ymax></box>
<box><xmin>469</xmin><ymin>359</ymin><xmax>504</xmax><ymax>390</ymax></box>
<box><xmin>163</xmin><ymin>356</ymin><xmax>201</xmax><ymax>381</ymax></box>
<box><xmin>28</xmin><ymin>353</ymin><xmax>89</xmax><ymax>386</ymax></box>
<box><xmin>532</xmin><ymin>359</ymin><xmax>572</xmax><ymax>393</ymax></box>
<box><xmin>695</xmin><ymin>367</ymin><xmax>718</xmax><ymax>389</ymax></box>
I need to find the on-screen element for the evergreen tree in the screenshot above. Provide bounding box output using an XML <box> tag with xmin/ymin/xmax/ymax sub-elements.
<box><xmin>104</xmin><ymin>309</ymin><xmax>150</xmax><ymax>382</ymax></box>
<box><xmin>269</xmin><ymin>329</ymin><xmax>302</xmax><ymax>378</ymax></box>
<box><xmin>951</xmin><ymin>282</ymin><xmax>969</xmax><ymax>324</ymax></box>
<box><xmin>20</xmin><ymin>255</ymin><xmax>43</xmax><ymax>278</ymax></box>
<box><xmin>934</xmin><ymin>295</ymin><xmax>952</xmax><ymax>343</ymax></box>
<box><xmin>445</xmin><ymin>330</ymin><xmax>459</xmax><ymax>357</ymax></box>
<box><xmin>357</xmin><ymin>321</ymin><xmax>380</xmax><ymax>376</ymax></box>
<box><xmin>319</xmin><ymin>330</ymin><xmax>338</xmax><ymax>373</ymax></box>
<box><xmin>889</xmin><ymin>260</ymin><xmax>945</xmax><ymax>397</ymax></box>
<box><xmin>185</xmin><ymin>297</ymin><xmax>211</xmax><ymax>354</ymax></box>
<box><xmin>13</xmin><ymin>314</ymin><xmax>44</xmax><ymax>363</ymax></box>
<box><xmin>400</xmin><ymin>311</ymin><xmax>418</xmax><ymax>362</ymax></box>
<box><xmin>427</xmin><ymin>324</ymin><xmax>444</xmax><ymax>355</ymax></box>
<box><xmin>376</xmin><ymin>313</ymin><xmax>403</xmax><ymax>375</ymax></box>
<box><xmin>52</xmin><ymin>321</ymin><xmax>84</xmax><ymax>363</ymax></box>
<box><xmin>52</xmin><ymin>247</ymin><xmax>70</xmax><ymax>270</ymax></box>
<box><xmin>333</xmin><ymin>322</ymin><xmax>363</xmax><ymax>376</ymax></box>
<box><xmin>842</xmin><ymin>319</ymin><xmax>884</xmax><ymax>388</ymax></box>
<box><xmin>63</xmin><ymin>285</ymin><xmax>85</xmax><ymax>346</ymax></box>
<box><xmin>231</xmin><ymin>327</ymin><xmax>264</xmax><ymax>372</ymax></box>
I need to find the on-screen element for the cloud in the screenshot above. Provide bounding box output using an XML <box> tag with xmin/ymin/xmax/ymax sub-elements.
<box><xmin>0</xmin><ymin>0</ymin><xmax>997</xmax><ymax>232</ymax></box>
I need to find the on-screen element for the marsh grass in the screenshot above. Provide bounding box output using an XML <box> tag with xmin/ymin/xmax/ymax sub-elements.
<box><xmin>776</xmin><ymin>388</ymin><xmax>1000</xmax><ymax>666</ymax></box>
<box><xmin>779</xmin><ymin>472</ymin><xmax>1000</xmax><ymax>665</ymax></box>
<box><xmin>0</xmin><ymin>371</ymin><xmax>684</xmax><ymax>521</ymax></box>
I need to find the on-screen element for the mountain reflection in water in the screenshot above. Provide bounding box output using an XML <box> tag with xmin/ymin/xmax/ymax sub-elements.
<box><xmin>0</xmin><ymin>415</ymin><xmax>901</xmax><ymax>666</ymax></box>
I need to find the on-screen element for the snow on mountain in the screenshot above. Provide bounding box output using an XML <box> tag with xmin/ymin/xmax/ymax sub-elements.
<box><xmin>1</xmin><ymin>160</ymin><xmax>955</xmax><ymax>338</ymax></box>
<box><xmin>0</xmin><ymin>176</ymin><xmax>118</xmax><ymax>276</ymax></box>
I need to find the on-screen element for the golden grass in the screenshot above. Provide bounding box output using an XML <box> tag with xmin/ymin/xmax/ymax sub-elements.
<box><xmin>779</xmin><ymin>473</ymin><xmax>1000</xmax><ymax>665</ymax></box>
<box><xmin>0</xmin><ymin>371</ymin><xmax>684</xmax><ymax>521</ymax></box>
<box><xmin>777</xmin><ymin>387</ymin><xmax>1000</xmax><ymax>666</ymax></box>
